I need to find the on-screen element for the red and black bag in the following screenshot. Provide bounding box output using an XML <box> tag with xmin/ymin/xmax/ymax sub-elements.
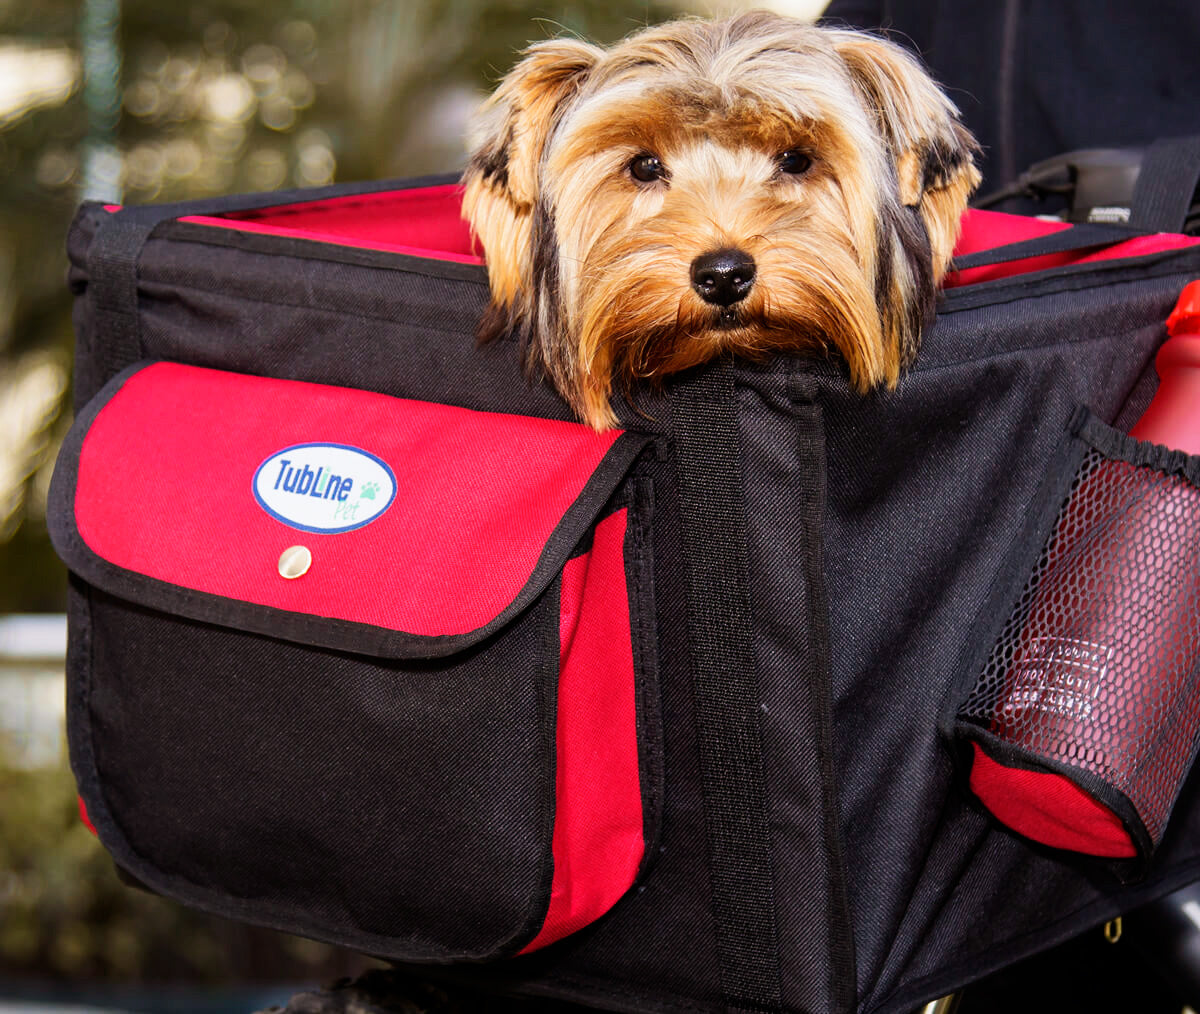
<box><xmin>51</xmin><ymin>144</ymin><xmax>1200</xmax><ymax>1012</ymax></box>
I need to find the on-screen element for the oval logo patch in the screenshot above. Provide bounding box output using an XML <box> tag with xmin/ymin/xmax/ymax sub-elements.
<box><xmin>253</xmin><ymin>443</ymin><xmax>397</xmax><ymax>534</ymax></box>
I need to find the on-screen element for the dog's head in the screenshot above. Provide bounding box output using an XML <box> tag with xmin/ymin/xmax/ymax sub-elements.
<box><xmin>463</xmin><ymin>13</ymin><xmax>980</xmax><ymax>429</ymax></box>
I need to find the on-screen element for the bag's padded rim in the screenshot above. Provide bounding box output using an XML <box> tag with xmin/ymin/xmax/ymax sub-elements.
<box><xmin>939</xmin><ymin>245</ymin><xmax>1200</xmax><ymax>313</ymax></box>
<box><xmin>157</xmin><ymin>217</ymin><xmax>491</xmax><ymax>284</ymax></box>
<box><xmin>67</xmin><ymin>179</ymin><xmax>1200</xmax><ymax>314</ymax></box>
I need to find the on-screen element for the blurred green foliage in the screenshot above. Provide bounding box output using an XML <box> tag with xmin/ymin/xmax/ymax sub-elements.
<box><xmin>0</xmin><ymin>0</ymin><xmax>691</xmax><ymax>614</ymax></box>
<box><xmin>0</xmin><ymin>738</ymin><xmax>374</xmax><ymax>984</ymax></box>
<box><xmin>1</xmin><ymin>0</ymin><xmax>695</xmax><ymax>988</ymax></box>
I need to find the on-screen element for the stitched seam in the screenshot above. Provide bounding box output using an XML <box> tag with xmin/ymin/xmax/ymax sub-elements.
<box><xmin>913</xmin><ymin>330</ymin><xmax>1149</xmax><ymax>377</ymax></box>
<box><xmin>141</xmin><ymin>278</ymin><xmax>488</xmax><ymax>339</ymax></box>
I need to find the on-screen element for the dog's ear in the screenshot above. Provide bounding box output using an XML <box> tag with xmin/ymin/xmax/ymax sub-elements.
<box><xmin>828</xmin><ymin>30</ymin><xmax>980</xmax><ymax>280</ymax></box>
<box><xmin>825</xmin><ymin>30</ymin><xmax>980</xmax><ymax>387</ymax></box>
<box><xmin>462</xmin><ymin>39</ymin><xmax>602</xmax><ymax>317</ymax></box>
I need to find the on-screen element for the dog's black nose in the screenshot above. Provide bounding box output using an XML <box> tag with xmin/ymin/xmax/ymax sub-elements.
<box><xmin>690</xmin><ymin>249</ymin><xmax>756</xmax><ymax>307</ymax></box>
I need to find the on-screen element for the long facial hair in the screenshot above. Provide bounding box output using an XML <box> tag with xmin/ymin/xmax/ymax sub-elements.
<box><xmin>462</xmin><ymin>14</ymin><xmax>980</xmax><ymax>430</ymax></box>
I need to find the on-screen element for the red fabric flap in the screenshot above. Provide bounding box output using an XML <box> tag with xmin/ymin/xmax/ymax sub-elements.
<box><xmin>63</xmin><ymin>363</ymin><xmax>629</xmax><ymax>641</ymax></box>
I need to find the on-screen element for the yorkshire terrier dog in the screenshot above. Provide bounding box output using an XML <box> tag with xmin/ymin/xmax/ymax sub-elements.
<box><xmin>463</xmin><ymin>12</ymin><xmax>980</xmax><ymax>430</ymax></box>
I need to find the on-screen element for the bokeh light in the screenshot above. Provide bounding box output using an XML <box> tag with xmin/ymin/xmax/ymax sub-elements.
<box><xmin>0</xmin><ymin>0</ymin><xmax>827</xmax><ymax>1001</ymax></box>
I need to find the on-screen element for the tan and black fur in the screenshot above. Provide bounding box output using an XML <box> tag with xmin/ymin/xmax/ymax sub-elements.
<box><xmin>463</xmin><ymin>12</ymin><xmax>980</xmax><ymax>430</ymax></box>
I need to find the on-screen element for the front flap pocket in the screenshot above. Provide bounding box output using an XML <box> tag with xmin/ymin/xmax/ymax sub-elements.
<box><xmin>48</xmin><ymin>361</ymin><xmax>659</xmax><ymax>961</ymax></box>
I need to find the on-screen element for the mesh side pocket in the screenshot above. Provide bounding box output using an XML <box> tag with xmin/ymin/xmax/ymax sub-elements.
<box><xmin>956</xmin><ymin>426</ymin><xmax>1200</xmax><ymax>859</ymax></box>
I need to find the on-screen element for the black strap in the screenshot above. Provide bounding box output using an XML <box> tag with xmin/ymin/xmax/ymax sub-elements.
<box><xmin>669</xmin><ymin>362</ymin><xmax>783</xmax><ymax>1013</ymax></box>
<box><xmin>957</xmin><ymin>136</ymin><xmax>1200</xmax><ymax>274</ymax></box>
<box><xmin>1129</xmin><ymin>135</ymin><xmax>1200</xmax><ymax>234</ymax></box>
<box><xmin>951</xmin><ymin>221</ymin><xmax>1140</xmax><ymax>272</ymax></box>
<box><xmin>100</xmin><ymin>172</ymin><xmax>464</xmax><ymax>228</ymax></box>
<box><xmin>86</xmin><ymin>213</ymin><xmax>157</xmax><ymax>381</ymax></box>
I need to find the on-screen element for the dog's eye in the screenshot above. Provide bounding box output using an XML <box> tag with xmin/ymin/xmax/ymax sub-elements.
<box><xmin>777</xmin><ymin>150</ymin><xmax>812</xmax><ymax>175</ymax></box>
<box><xmin>629</xmin><ymin>154</ymin><xmax>667</xmax><ymax>183</ymax></box>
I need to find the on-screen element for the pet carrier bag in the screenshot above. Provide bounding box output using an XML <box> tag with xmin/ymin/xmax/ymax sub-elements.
<box><xmin>51</xmin><ymin>136</ymin><xmax>1200</xmax><ymax>1013</ymax></box>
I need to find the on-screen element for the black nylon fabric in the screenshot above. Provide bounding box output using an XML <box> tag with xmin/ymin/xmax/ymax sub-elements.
<box><xmin>820</xmin><ymin>266</ymin><xmax>1200</xmax><ymax>1012</ymax></box>
<box><xmin>736</xmin><ymin>371</ymin><xmax>855</xmax><ymax>1014</ymax></box>
<box><xmin>61</xmin><ymin>183</ymin><xmax>1200</xmax><ymax>1013</ymax></box>
<box><xmin>669</xmin><ymin>363</ymin><xmax>785</xmax><ymax>1013</ymax></box>
<box><xmin>443</xmin><ymin>447</ymin><xmax>727</xmax><ymax>1012</ymax></box>
<box><xmin>72</xmin><ymin>581</ymin><xmax>560</xmax><ymax>960</ymax></box>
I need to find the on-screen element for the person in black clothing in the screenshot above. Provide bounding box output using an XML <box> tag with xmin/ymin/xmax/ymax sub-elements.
<box><xmin>821</xmin><ymin>0</ymin><xmax>1200</xmax><ymax>207</ymax></box>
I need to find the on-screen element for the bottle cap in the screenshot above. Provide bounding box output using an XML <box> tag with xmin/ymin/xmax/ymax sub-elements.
<box><xmin>1167</xmin><ymin>280</ymin><xmax>1200</xmax><ymax>336</ymax></box>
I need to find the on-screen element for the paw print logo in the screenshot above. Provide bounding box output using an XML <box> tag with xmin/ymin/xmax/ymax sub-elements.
<box><xmin>359</xmin><ymin>481</ymin><xmax>379</xmax><ymax>500</ymax></box>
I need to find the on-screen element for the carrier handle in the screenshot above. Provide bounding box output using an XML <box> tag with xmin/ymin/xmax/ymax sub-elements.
<box><xmin>1129</xmin><ymin>135</ymin><xmax>1200</xmax><ymax>235</ymax></box>
<box><xmin>971</xmin><ymin>136</ymin><xmax>1200</xmax><ymax>236</ymax></box>
<box><xmin>950</xmin><ymin>221</ymin><xmax>1144</xmax><ymax>272</ymax></box>
<box><xmin>85</xmin><ymin>212</ymin><xmax>156</xmax><ymax>386</ymax></box>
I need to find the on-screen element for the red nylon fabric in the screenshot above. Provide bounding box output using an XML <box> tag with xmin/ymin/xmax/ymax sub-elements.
<box><xmin>79</xmin><ymin>797</ymin><xmax>97</xmax><ymax>836</ymax></box>
<box><xmin>74</xmin><ymin>363</ymin><xmax>620</xmax><ymax>636</ymax></box>
<box><xmin>522</xmin><ymin>509</ymin><xmax>644</xmax><ymax>952</ymax></box>
<box><xmin>179</xmin><ymin>184</ymin><xmax>483</xmax><ymax>264</ymax></box>
<box><xmin>968</xmin><ymin>743</ymin><xmax>1136</xmax><ymax>858</ymax></box>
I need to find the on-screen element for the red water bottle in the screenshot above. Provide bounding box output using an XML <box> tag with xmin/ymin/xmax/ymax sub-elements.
<box><xmin>1131</xmin><ymin>282</ymin><xmax>1200</xmax><ymax>452</ymax></box>
<box><xmin>968</xmin><ymin>281</ymin><xmax>1200</xmax><ymax>858</ymax></box>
